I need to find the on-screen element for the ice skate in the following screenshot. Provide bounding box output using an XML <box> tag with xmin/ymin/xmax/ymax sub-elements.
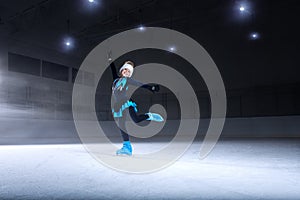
<box><xmin>116</xmin><ymin>141</ymin><xmax>132</xmax><ymax>156</ymax></box>
<box><xmin>146</xmin><ymin>112</ymin><xmax>164</xmax><ymax>122</ymax></box>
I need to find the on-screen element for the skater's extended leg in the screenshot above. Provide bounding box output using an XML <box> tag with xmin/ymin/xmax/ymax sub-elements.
<box><xmin>129</xmin><ymin>106</ymin><xmax>148</xmax><ymax>123</ymax></box>
<box><xmin>129</xmin><ymin>106</ymin><xmax>164</xmax><ymax>122</ymax></box>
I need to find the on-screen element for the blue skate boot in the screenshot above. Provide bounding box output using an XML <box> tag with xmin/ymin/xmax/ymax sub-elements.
<box><xmin>116</xmin><ymin>141</ymin><xmax>132</xmax><ymax>156</ymax></box>
<box><xmin>146</xmin><ymin>112</ymin><xmax>164</xmax><ymax>122</ymax></box>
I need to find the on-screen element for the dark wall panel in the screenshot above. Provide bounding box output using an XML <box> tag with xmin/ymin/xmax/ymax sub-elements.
<box><xmin>8</xmin><ymin>53</ymin><xmax>40</xmax><ymax>76</ymax></box>
<box><xmin>42</xmin><ymin>61</ymin><xmax>69</xmax><ymax>82</ymax></box>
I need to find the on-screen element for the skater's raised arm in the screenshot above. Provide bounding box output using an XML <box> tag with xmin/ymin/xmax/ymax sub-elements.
<box><xmin>109</xmin><ymin>62</ymin><xmax>119</xmax><ymax>80</ymax></box>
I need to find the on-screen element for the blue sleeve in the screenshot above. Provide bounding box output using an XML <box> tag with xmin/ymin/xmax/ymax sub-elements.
<box><xmin>127</xmin><ymin>78</ymin><xmax>159</xmax><ymax>92</ymax></box>
<box><xmin>127</xmin><ymin>78</ymin><xmax>144</xmax><ymax>87</ymax></box>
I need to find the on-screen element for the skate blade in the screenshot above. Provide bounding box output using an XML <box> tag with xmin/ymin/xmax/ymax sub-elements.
<box><xmin>116</xmin><ymin>153</ymin><xmax>133</xmax><ymax>157</ymax></box>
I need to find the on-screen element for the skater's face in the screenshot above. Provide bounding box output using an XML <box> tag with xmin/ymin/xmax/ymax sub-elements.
<box><xmin>121</xmin><ymin>68</ymin><xmax>131</xmax><ymax>77</ymax></box>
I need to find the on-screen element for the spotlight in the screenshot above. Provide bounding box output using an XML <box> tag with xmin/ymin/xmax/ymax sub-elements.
<box><xmin>138</xmin><ymin>25</ymin><xmax>145</xmax><ymax>31</ymax></box>
<box><xmin>250</xmin><ymin>32</ymin><xmax>260</xmax><ymax>40</ymax></box>
<box><xmin>236</xmin><ymin>2</ymin><xmax>253</xmax><ymax>14</ymax></box>
<box><xmin>168</xmin><ymin>46</ymin><xmax>176</xmax><ymax>52</ymax></box>
<box><xmin>85</xmin><ymin>0</ymin><xmax>100</xmax><ymax>9</ymax></box>
<box><xmin>63</xmin><ymin>37</ymin><xmax>74</xmax><ymax>49</ymax></box>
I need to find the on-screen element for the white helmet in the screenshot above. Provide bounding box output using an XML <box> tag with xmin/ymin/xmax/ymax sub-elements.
<box><xmin>119</xmin><ymin>63</ymin><xmax>134</xmax><ymax>77</ymax></box>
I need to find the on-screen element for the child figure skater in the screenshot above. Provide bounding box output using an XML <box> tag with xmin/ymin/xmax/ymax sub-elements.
<box><xmin>110</xmin><ymin>60</ymin><xmax>164</xmax><ymax>156</ymax></box>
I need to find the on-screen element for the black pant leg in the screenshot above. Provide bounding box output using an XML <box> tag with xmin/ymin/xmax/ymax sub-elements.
<box><xmin>118</xmin><ymin>114</ymin><xmax>129</xmax><ymax>141</ymax></box>
<box><xmin>129</xmin><ymin>106</ymin><xmax>149</xmax><ymax>123</ymax></box>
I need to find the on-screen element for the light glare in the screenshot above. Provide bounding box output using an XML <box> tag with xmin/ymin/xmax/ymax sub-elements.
<box><xmin>168</xmin><ymin>46</ymin><xmax>176</xmax><ymax>52</ymax></box>
<box><xmin>138</xmin><ymin>25</ymin><xmax>145</xmax><ymax>31</ymax></box>
<box><xmin>250</xmin><ymin>32</ymin><xmax>260</xmax><ymax>40</ymax></box>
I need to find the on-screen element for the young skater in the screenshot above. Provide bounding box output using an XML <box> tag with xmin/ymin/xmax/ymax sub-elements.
<box><xmin>110</xmin><ymin>60</ymin><xmax>164</xmax><ymax>156</ymax></box>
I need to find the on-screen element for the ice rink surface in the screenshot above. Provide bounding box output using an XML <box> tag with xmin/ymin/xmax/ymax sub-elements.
<box><xmin>1</xmin><ymin>138</ymin><xmax>300</xmax><ymax>200</ymax></box>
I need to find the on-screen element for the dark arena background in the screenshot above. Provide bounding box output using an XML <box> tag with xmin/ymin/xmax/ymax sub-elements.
<box><xmin>0</xmin><ymin>0</ymin><xmax>299</xmax><ymax>200</ymax></box>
